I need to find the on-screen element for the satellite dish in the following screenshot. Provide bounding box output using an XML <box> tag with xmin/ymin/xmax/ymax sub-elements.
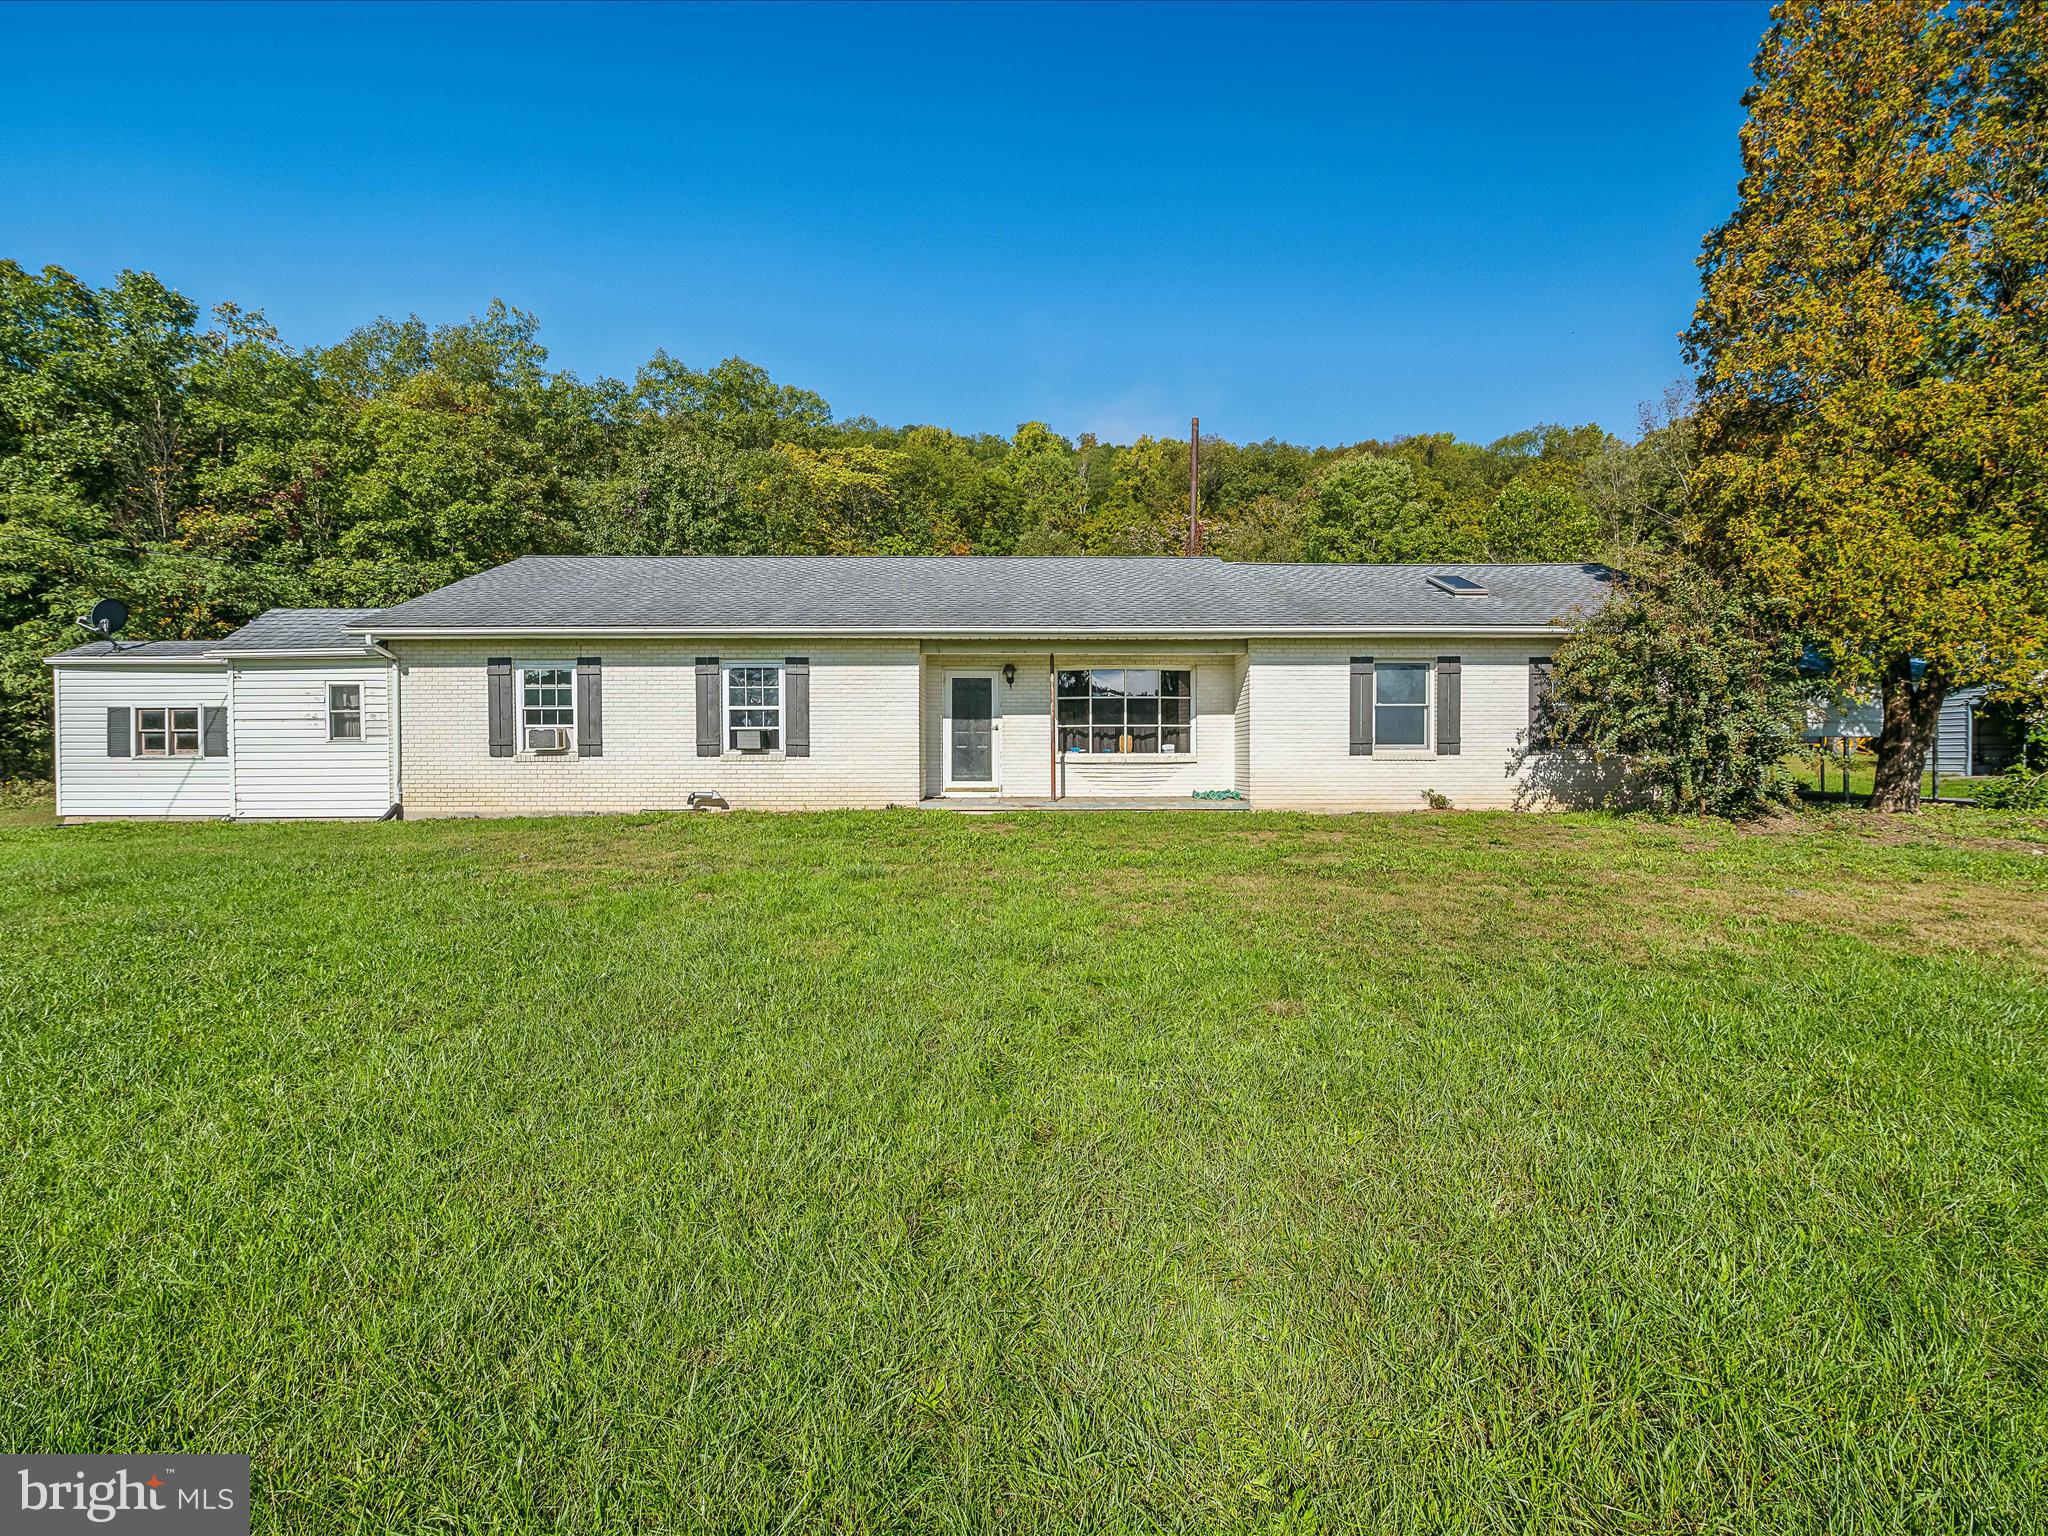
<box><xmin>76</xmin><ymin>598</ymin><xmax>129</xmax><ymax>641</ymax></box>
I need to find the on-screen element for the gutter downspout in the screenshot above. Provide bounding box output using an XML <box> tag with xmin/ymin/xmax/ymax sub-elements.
<box><xmin>388</xmin><ymin>651</ymin><xmax>403</xmax><ymax>820</ymax></box>
<box><xmin>1049</xmin><ymin>652</ymin><xmax>1057</xmax><ymax>801</ymax></box>
<box><xmin>360</xmin><ymin>635</ymin><xmax>403</xmax><ymax>819</ymax></box>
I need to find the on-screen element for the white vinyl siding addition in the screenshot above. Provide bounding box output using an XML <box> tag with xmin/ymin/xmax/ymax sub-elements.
<box><xmin>228</xmin><ymin>660</ymin><xmax>397</xmax><ymax>820</ymax></box>
<box><xmin>51</xmin><ymin>664</ymin><xmax>233</xmax><ymax>819</ymax></box>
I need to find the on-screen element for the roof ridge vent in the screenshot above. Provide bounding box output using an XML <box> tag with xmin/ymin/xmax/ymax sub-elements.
<box><xmin>1426</xmin><ymin>572</ymin><xmax>1489</xmax><ymax>596</ymax></box>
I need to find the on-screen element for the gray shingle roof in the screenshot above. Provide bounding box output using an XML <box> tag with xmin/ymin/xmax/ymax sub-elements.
<box><xmin>359</xmin><ymin>556</ymin><xmax>1611</xmax><ymax>633</ymax></box>
<box><xmin>49</xmin><ymin>608</ymin><xmax>381</xmax><ymax>663</ymax></box>
<box><xmin>47</xmin><ymin>638</ymin><xmax>225</xmax><ymax>661</ymax></box>
<box><xmin>209</xmin><ymin>608</ymin><xmax>381</xmax><ymax>652</ymax></box>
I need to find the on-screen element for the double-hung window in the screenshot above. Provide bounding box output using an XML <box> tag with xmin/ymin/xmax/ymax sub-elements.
<box><xmin>136</xmin><ymin>707</ymin><xmax>201</xmax><ymax>757</ymax></box>
<box><xmin>1375</xmin><ymin>661</ymin><xmax>1430</xmax><ymax>748</ymax></box>
<box><xmin>519</xmin><ymin>662</ymin><xmax>575</xmax><ymax>749</ymax></box>
<box><xmin>328</xmin><ymin>684</ymin><xmax>363</xmax><ymax>741</ymax></box>
<box><xmin>727</xmin><ymin>663</ymin><xmax>781</xmax><ymax>751</ymax></box>
<box><xmin>1056</xmin><ymin>668</ymin><xmax>1192</xmax><ymax>754</ymax></box>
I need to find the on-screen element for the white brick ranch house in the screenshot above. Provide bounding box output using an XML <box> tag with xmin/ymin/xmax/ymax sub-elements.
<box><xmin>46</xmin><ymin>556</ymin><xmax>1608</xmax><ymax>820</ymax></box>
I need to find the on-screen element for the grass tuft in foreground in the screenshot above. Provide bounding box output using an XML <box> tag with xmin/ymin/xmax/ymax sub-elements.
<box><xmin>2</xmin><ymin>806</ymin><xmax>2045</xmax><ymax>1532</ymax></box>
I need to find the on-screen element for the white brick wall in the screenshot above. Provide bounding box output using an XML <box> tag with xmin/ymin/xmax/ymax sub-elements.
<box><xmin>1246</xmin><ymin>637</ymin><xmax>1553</xmax><ymax>810</ymax></box>
<box><xmin>392</xmin><ymin>638</ymin><xmax>922</xmax><ymax>816</ymax></box>
<box><xmin>388</xmin><ymin>634</ymin><xmax>1572</xmax><ymax>816</ymax></box>
<box><xmin>920</xmin><ymin>648</ymin><xmax>1242</xmax><ymax>799</ymax></box>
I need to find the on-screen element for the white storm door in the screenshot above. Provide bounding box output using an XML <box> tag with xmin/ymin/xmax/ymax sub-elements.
<box><xmin>944</xmin><ymin>673</ymin><xmax>1000</xmax><ymax>788</ymax></box>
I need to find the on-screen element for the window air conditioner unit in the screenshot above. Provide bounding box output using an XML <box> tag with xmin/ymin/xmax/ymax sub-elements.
<box><xmin>733</xmin><ymin>728</ymin><xmax>767</xmax><ymax>751</ymax></box>
<box><xmin>525</xmin><ymin>726</ymin><xmax>571</xmax><ymax>754</ymax></box>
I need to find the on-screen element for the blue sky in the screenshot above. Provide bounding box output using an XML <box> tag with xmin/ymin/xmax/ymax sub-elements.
<box><xmin>2</xmin><ymin>1</ymin><xmax>1768</xmax><ymax>447</ymax></box>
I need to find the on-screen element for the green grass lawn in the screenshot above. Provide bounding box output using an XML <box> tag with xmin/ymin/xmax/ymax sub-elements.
<box><xmin>3</xmin><ymin>804</ymin><xmax>2046</xmax><ymax>1533</ymax></box>
<box><xmin>1785</xmin><ymin>747</ymin><xmax>2002</xmax><ymax>803</ymax></box>
<box><xmin>1788</xmin><ymin>747</ymin><xmax>1928</xmax><ymax>800</ymax></box>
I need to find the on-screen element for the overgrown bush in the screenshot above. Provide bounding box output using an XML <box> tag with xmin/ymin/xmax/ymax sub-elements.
<box><xmin>1971</xmin><ymin>771</ymin><xmax>2048</xmax><ymax>810</ymax></box>
<box><xmin>1548</xmin><ymin>551</ymin><xmax>1810</xmax><ymax>817</ymax></box>
<box><xmin>1970</xmin><ymin>711</ymin><xmax>2048</xmax><ymax>808</ymax></box>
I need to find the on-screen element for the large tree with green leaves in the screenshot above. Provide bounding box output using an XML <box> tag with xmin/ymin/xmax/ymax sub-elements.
<box><xmin>0</xmin><ymin>264</ymin><xmax>216</xmax><ymax>776</ymax></box>
<box><xmin>1300</xmin><ymin>454</ymin><xmax>1480</xmax><ymax>563</ymax></box>
<box><xmin>1483</xmin><ymin>478</ymin><xmax>1602</xmax><ymax>562</ymax></box>
<box><xmin>1686</xmin><ymin>0</ymin><xmax>2048</xmax><ymax>811</ymax></box>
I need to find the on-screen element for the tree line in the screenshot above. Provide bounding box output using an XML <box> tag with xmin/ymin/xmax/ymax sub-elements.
<box><xmin>0</xmin><ymin>267</ymin><xmax>1691</xmax><ymax>778</ymax></box>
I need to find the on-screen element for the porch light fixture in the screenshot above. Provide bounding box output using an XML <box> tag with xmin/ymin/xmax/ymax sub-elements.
<box><xmin>1002</xmin><ymin>663</ymin><xmax>1016</xmax><ymax>686</ymax></box>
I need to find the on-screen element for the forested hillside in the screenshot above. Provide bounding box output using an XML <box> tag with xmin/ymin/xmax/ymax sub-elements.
<box><xmin>0</xmin><ymin>261</ymin><xmax>1694</xmax><ymax>776</ymax></box>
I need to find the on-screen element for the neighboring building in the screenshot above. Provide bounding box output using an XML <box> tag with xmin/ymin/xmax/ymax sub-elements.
<box><xmin>1804</xmin><ymin>684</ymin><xmax>2027</xmax><ymax>780</ymax></box>
<box><xmin>1936</xmin><ymin>687</ymin><xmax>2026</xmax><ymax>779</ymax></box>
<box><xmin>47</xmin><ymin>556</ymin><xmax>1609</xmax><ymax>820</ymax></box>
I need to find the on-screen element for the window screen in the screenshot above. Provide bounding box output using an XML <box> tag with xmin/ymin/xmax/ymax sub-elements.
<box><xmin>329</xmin><ymin>683</ymin><xmax>363</xmax><ymax>741</ymax></box>
<box><xmin>1375</xmin><ymin>662</ymin><xmax>1429</xmax><ymax>748</ymax></box>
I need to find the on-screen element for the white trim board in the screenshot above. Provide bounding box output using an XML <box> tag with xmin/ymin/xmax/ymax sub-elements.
<box><xmin>360</xmin><ymin>624</ymin><xmax>1576</xmax><ymax>641</ymax></box>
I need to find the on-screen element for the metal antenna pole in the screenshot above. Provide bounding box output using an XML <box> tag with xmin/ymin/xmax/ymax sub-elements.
<box><xmin>1186</xmin><ymin>416</ymin><xmax>1200</xmax><ymax>556</ymax></box>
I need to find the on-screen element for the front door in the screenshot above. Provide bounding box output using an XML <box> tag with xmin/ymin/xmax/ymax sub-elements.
<box><xmin>946</xmin><ymin>674</ymin><xmax>998</xmax><ymax>788</ymax></box>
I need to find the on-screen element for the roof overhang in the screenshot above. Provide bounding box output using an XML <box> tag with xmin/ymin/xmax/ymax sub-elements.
<box><xmin>357</xmin><ymin>623</ymin><xmax>1574</xmax><ymax>641</ymax></box>
<box><xmin>45</xmin><ymin>654</ymin><xmax>227</xmax><ymax>668</ymax></box>
<box><xmin>50</xmin><ymin>646</ymin><xmax>392</xmax><ymax>667</ymax></box>
<box><xmin>215</xmin><ymin>647</ymin><xmax>391</xmax><ymax>660</ymax></box>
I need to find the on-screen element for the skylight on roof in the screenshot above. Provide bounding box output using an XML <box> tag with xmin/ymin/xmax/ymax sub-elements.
<box><xmin>1426</xmin><ymin>573</ymin><xmax>1489</xmax><ymax>596</ymax></box>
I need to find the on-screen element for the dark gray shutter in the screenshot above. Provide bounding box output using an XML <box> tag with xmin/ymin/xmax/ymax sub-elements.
<box><xmin>1349</xmin><ymin>656</ymin><xmax>1374</xmax><ymax>756</ymax></box>
<box><xmin>1435</xmin><ymin>656</ymin><xmax>1461</xmax><ymax>755</ymax></box>
<box><xmin>576</xmin><ymin>657</ymin><xmax>603</xmax><ymax>757</ymax></box>
<box><xmin>784</xmin><ymin>657</ymin><xmax>810</xmax><ymax>757</ymax></box>
<box><xmin>202</xmin><ymin>706</ymin><xmax>228</xmax><ymax>758</ymax></box>
<box><xmin>1529</xmin><ymin>657</ymin><xmax>1554</xmax><ymax>747</ymax></box>
<box><xmin>107</xmin><ymin>706</ymin><xmax>131</xmax><ymax>757</ymax></box>
<box><xmin>488</xmin><ymin>658</ymin><xmax>514</xmax><ymax>757</ymax></box>
<box><xmin>695</xmin><ymin>657</ymin><xmax>722</xmax><ymax>757</ymax></box>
